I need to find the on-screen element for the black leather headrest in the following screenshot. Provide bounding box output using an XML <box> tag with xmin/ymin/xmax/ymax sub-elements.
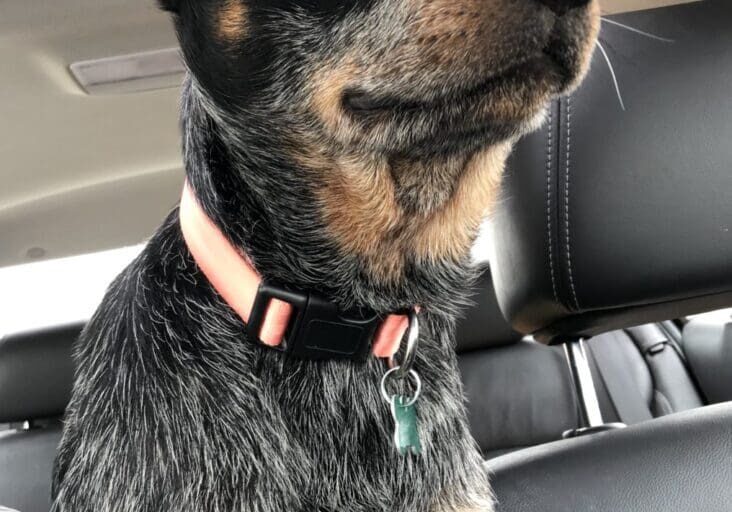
<box><xmin>489</xmin><ymin>0</ymin><xmax>732</xmax><ymax>342</ymax></box>
<box><xmin>455</xmin><ymin>265</ymin><xmax>523</xmax><ymax>352</ymax></box>
<box><xmin>0</xmin><ymin>323</ymin><xmax>80</xmax><ymax>423</ymax></box>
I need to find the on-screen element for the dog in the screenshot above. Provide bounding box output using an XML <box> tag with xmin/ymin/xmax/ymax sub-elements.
<box><xmin>51</xmin><ymin>0</ymin><xmax>599</xmax><ymax>510</ymax></box>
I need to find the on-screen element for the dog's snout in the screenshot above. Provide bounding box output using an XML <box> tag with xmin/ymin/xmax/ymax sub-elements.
<box><xmin>535</xmin><ymin>0</ymin><xmax>591</xmax><ymax>16</ymax></box>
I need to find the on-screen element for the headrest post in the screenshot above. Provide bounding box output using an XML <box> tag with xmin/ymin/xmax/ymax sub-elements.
<box><xmin>563</xmin><ymin>339</ymin><xmax>604</xmax><ymax>428</ymax></box>
<box><xmin>561</xmin><ymin>338</ymin><xmax>627</xmax><ymax>438</ymax></box>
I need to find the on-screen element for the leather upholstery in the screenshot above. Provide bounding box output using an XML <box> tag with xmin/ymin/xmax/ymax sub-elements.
<box><xmin>487</xmin><ymin>404</ymin><xmax>732</xmax><ymax>512</ymax></box>
<box><xmin>460</xmin><ymin>341</ymin><xmax>578</xmax><ymax>458</ymax></box>
<box><xmin>456</xmin><ymin>267</ymin><xmax>704</xmax><ymax>456</ymax></box>
<box><xmin>587</xmin><ymin>331</ymin><xmax>654</xmax><ymax>422</ymax></box>
<box><xmin>489</xmin><ymin>0</ymin><xmax>732</xmax><ymax>341</ymax></box>
<box><xmin>683</xmin><ymin>315</ymin><xmax>732</xmax><ymax>404</ymax></box>
<box><xmin>0</xmin><ymin>323</ymin><xmax>80</xmax><ymax>423</ymax></box>
<box><xmin>586</xmin><ymin>326</ymin><xmax>704</xmax><ymax>424</ymax></box>
<box><xmin>455</xmin><ymin>267</ymin><xmax>523</xmax><ymax>352</ymax></box>
<box><xmin>482</xmin><ymin>4</ymin><xmax>730</xmax><ymax>509</ymax></box>
<box><xmin>0</xmin><ymin>324</ymin><xmax>78</xmax><ymax>512</ymax></box>
<box><xmin>626</xmin><ymin>324</ymin><xmax>704</xmax><ymax>414</ymax></box>
<box><xmin>456</xmin><ymin>267</ymin><xmax>584</xmax><ymax>456</ymax></box>
<box><xmin>0</xmin><ymin>422</ymin><xmax>62</xmax><ymax>512</ymax></box>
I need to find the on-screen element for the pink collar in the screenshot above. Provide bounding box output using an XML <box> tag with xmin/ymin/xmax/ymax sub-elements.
<box><xmin>179</xmin><ymin>182</ymin><xmax>409</xmax><ymax>359</ymax></box>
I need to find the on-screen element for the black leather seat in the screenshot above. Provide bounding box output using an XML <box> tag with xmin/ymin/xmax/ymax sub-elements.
<box><xmin>0</xmin><ymin>324</ymin><xmax>80</xmax><ymax>512</ymax></box>
<box><xmin>487</xmin><ymin>404</ymin><xmax>732</xmax><ymax>512</ymax></box>
<box><xmin>457</xmin><ymin>268</ymin><xmax>579</xmax><ymax>458</ymax></box>
<box><xmin>585</xmin><ymin>323</ymin><xmax>704</xmax><ymax>424</ymax></box>
<box><xmin>456</xmin><ymin>267</ymin><xmax>706</xmax><ymax>457</ymax></box>
<box><xmin>682</xmin><ymin>313</ymin><xmax>732</xmax><ymax>405</ymax></box>
<box><xmin>483</xmin><ymin>1</ymin><xmax>732</xmax><ymax>509</ymax></box>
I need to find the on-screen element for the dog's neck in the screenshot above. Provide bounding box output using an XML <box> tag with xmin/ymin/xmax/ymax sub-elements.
<box><xmin>180</xmin><ymin>180</ymin><xmax>413</xmax><ymax>359</ymax></box>
<box><xmin>179</xmin><ymin>77</ymin><xmax>495</xmax><ymax>317</ymax></box>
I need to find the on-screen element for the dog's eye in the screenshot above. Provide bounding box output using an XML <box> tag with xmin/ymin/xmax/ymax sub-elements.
<box><xmin>343</xmin><ymin>89</ymin><xmax>402</xmax><ymax>113</ymax></box>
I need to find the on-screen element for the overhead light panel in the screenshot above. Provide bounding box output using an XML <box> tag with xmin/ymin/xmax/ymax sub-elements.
<box><xmin>70</xmin><ymin>48</ymin><xmax>186</xmax><ymax>95</ymax></box>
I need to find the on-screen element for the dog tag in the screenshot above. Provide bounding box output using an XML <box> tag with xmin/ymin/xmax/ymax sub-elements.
<box><xmin>390</xmin><ymin>395</ymin><xmax>422</xmax><ymax>456</ymax></box>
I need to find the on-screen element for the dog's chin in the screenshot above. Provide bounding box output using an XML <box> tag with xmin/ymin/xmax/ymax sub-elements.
<box><xmin>342</xmin><ymin>51</ymin><xmax>586</xmax><ymax>158</ymax></box>
<box><xmin>345</xmin><ymin>51</ymin><xmax>562</xmax><ymax>113</ymax></box>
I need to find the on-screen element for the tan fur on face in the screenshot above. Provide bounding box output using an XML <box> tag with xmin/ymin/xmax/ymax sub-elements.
<box><xmin>410</xmin><ymin>0</ymin><xmax>546</xmax><ymax>76</ymax></box>
<box><xmin>298</xmin><ymin>0</ymin><xmax>599</xmax><ymax>283</ymax></box>
<box><xmin>577</xmin><ymin>1</ymin><xmax>602</xmax><ymax>87</ymax></box>
<box><xmin>310</xmin><ymin>61</ymin><xmax>361</xmax><ymax>141</ymax></box>
<box><xmin>297</xmin><ymin>142</ymin><xmax>511</xmax><ymax>282</ymax></box>
<box><xmin>217</xmin><ymin>0</ymin><xmax>249</xmax><ymax>42</ymax></box>
<box><xmin>391</xmin><ymin>154</ymin><xmax>469</xmax><ymax>215</ymax></box>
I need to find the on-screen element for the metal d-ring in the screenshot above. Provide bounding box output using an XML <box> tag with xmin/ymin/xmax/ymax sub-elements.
<box><xmin>380</xmin><ymin>367</ymin><xmax>422</xmax><ymax>407</ymax></box>
<box><xmin>388</xmin><ymin>309</ymin><xmax>420</xmax><ymax>379</ymax></box>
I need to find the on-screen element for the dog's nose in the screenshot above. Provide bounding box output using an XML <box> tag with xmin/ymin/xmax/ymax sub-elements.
<box><xmin>535</xmin><ymin>0</ymin><xmax>591</xmax><ymax>16</ymax></box>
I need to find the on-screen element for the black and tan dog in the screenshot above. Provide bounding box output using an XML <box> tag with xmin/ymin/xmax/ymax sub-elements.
<box><xmin>52</xmin><ymin>1</ymin><xmax>599</xmax><ymax>510</ymax></box>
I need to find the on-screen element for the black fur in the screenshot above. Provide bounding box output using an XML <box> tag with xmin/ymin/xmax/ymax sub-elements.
<box><xmin>157</xmin><ymin>0</ymin><xmax>179</xmax><ymax>13</ymax></box>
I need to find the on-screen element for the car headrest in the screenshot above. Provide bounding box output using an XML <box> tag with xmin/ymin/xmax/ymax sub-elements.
<box><xmin>0</xmin><ymin>323</ymin><xmax>80</xmax><ymax>423</ymax></box>
<box><xmin>455</xmin><ymin>265</ymin><xmax>523</xmax><ymax>352</ymax></box>
<box><xmin>489</xmin><ymin>0</ymin><xmax>732</xmax><ymax>342</ymax></box>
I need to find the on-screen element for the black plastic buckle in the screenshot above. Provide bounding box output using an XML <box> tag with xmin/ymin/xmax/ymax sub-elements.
<box><xmin>246</xmin><ymin>282</ymin><xmax>382</xmax><ymax>361</ymax></box>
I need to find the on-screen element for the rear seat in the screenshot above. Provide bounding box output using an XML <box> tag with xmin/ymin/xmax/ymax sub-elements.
<box><xmin>586</xmin><ymin>323</ymin><xmax>704</xmax><ymax>425</ymax></box>
<box><xmin>0</xmin><ymin>323</ymin><xmax>80</xmax><ymax>512</ymax></box>
<box><xmin>457</xmin><ymin>266</ymin><xmax>707</xmax><ymax>457</ymax></box>
<box><xmin>682</xmin><ymin>311</ymin><xmax>732</xmax><ymax>405</ymax></box>
<box><xmin>456</xmin><ymin>269</ymin><xmax>578</xmax><ymax>458</ymax></box>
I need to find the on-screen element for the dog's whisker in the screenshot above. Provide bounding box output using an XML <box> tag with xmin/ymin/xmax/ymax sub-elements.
<box><xmin>596</xmin><ymin>40</ymin><xmax>626</xmax><ymax>112</ymax></box>
<box><xmin>601</xmin><ymin>17</ymin><xmax>674</xmax><ymax>43</ymax></box>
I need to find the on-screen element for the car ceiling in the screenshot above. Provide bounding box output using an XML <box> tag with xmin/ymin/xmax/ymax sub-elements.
<box><xmin>0</xmin><ymin>0</ymin><xmax>700</xmax><ymax>269</ymax></box>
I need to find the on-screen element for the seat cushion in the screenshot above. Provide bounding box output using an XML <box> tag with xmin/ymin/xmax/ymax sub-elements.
<box><xmin>0</xmin><ymin>324</ymin><xmax>80</xmax><ymax>423</ymax></box>
<box><xmin>0</xmin><ymin>422</ymin><xmax>62</xmax><ymax>512</ymax></box>
<box><xmin>487</xmin><ymin>404</ymin><xmax>732</xmax><ymax>512</ymax></box>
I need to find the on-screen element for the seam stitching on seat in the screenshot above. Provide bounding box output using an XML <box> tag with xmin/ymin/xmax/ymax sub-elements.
<box><xmin>564</xmin><ymin>97</ymin><xmax>580</xmax><ymax>310</ymax></box>
<box><xmin>546</xmin><ymin>106</ymin><xmax>559</xmax><ymax>304</ymax></box>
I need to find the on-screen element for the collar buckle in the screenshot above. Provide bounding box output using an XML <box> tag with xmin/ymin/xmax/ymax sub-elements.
<box><xmin>247</xmin><ymin>281</ymin><xmax>381</xmax><ymax>361</ymax></box>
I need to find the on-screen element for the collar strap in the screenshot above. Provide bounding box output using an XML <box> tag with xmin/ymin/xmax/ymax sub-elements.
<box><xmin>179</xmin><ymin>182</ymin><xmax>409</xmax><ymax>361</ymax></box>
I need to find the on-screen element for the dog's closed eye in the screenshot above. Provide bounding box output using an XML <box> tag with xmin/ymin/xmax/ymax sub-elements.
<box><xmin>343</xmin><ymin>89</ymin><xmax>404</xmax><ymax>114</ymax></box>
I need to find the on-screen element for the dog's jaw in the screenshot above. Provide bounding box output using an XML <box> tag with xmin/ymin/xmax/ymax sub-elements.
<box><xmin>308</xmin><ymin>140</ymin><xmax>514</xmax><ymax>282</ymax></box>
<box><xmin>181</xmin><ymin>77</ymin><xmax>486</xmax><ymax>317</ymax></box>
<box><xmin>172</xmin><ymin>0</ymin><xmax>600</xmax><ymax>309</ymax></box>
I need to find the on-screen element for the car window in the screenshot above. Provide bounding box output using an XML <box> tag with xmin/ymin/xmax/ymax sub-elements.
<box><xmin>0</xmin><ymin>245</ymin><xmax>143</xmax><ymax>337</ymax></box>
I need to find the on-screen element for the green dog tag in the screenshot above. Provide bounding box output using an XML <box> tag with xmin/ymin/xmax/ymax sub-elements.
<box><xmin>390</xmin><ymin>395</ymin><xmax>422</xmax><ymax>456</ymax></box>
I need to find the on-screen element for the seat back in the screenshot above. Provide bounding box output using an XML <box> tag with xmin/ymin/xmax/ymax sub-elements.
<box><xmin>587</xmin><ymin>325</ymin><xmax>704</xmax><ymax>425</ymax></box>
<box><xmin>682</xmin><ymin>312</ymin><xmax>732</xmax><ymax>404</ymax></box>
<box><xmin>0</xmin><ymin>323</ymin><xmax>80</xmax><ymax>512</ymax></box>
<box><xmin>456</xmin><ymin>267</ymin><xmax>580</xmax><ymax>457</ymax></box>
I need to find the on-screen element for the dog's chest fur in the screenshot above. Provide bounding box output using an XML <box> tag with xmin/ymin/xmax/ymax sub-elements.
<box><xmin>51</xmin><ymin>213</ymin><xmax>492</xmax><ymax>512</ymax></box>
